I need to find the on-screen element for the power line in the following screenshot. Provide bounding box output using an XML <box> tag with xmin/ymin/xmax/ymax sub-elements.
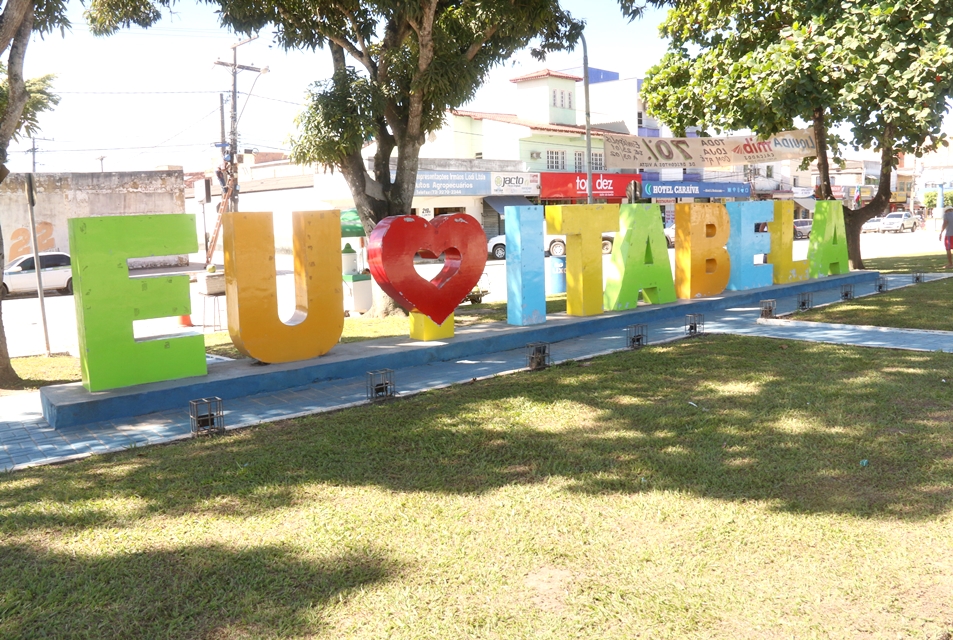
<box><xmin>57</xmin><ymin>90</ymin><xmax>228</xmax><ymax>95</ymax></box>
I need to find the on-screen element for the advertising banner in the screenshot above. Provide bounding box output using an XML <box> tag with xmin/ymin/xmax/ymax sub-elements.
<box><xmin>642</xmin><ymin>181</ymin><xmax>751</xmax><ymax>198</ymax></box>
<box><xmin>414</xmin><ymin>171</ymin><xmax>491</xmax><ymax>196</ymax></box>
<box><xmin>604</xmin><ymin>129</ymin><xmax>817</xmax><ymax>170</ymax></box>
<box><xmin>539</xmin><ymin>172</ymin><xmax>641</xmax><ymax>199</ymax></box>
<box><xmin>490</xmin><ymin>172</ymin><xmax>540</xmax><ymax>195</ymax></box>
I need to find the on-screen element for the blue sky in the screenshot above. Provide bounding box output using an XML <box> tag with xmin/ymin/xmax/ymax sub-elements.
<box><xmin>6</xmin><ymin>1</ymin><xmax>671</xmax><ymax>174</ymax></box>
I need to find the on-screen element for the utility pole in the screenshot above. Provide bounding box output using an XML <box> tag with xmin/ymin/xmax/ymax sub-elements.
<box><xmin>580</xmin><ymin>32</ymin><xmax>593</xmax><ymax>205</ymax></box>
<box><xmin>214</xmin><ymin>36</ymin><xmax>260</xmax><ymax>213</ymax></box>
<box><xmin>96</xmin><ymin>156</ymin><xmax>105</xmax><ymax>172</ymax></box>
<box><xmin>28</xmin><ymin>136</ymin><xmax>53</xmax><ymax>172</ymax></box>
<box><xmin>219</xmin><ymin>93</ymin><xmax>226</xmax><ymax>157</ymax></box>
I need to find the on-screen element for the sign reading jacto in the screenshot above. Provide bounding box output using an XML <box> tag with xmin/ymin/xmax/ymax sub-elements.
<box><xmin>540</xmin><ymin>172</ymin><xmax>641</xmax><ymax>199</ymax></box>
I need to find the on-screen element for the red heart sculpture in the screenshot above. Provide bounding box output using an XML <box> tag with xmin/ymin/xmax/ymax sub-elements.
<box><xmin>368</xmin><ymin>213</ymin><xmax>487</xmax><ymax>325</ymax></box>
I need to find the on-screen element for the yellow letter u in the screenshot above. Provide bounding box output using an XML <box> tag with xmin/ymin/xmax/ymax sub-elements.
<box><xmin>223</xmin><ymin>210</ymin><xmax>344</xmax><ymax>363</ymax></box>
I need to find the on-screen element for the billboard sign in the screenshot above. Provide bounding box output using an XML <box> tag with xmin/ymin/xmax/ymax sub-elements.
<box><xmin>642</xmin><ymin>181</ymin><xmax>751</xmax><ymax>198</ymax></box>
<box><xmin>539</xmin><ymin>172</ymin><xmax>641</xmax><ymax>199</ymax></box>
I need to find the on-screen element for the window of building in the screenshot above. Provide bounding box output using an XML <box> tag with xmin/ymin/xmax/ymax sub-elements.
<box><xmin>547</xmin><ymin>150</ymin><xmax>566</xmax><ymax>170</ymax></box>
<box><xmin>567</xmin><ymin>92</ymin><xmax>572</xmax><ymax>110</ymax></box>
<box><xmin>552</xmin><ymin>90</ymin><xmax>557</xmax><ymax>107</ymax></box>
<box><xmin>475</xmin><ymin>152</ymin><xmax>483</xmax><ymax>159</ymax></box>
<box><xmin>591</xmin><ymin>152</ymin><xmax>604</xmax><ymax>171</ymax></box>
<box><xmin>637</xmin><ymin>111</ymin><xmax>643</xmax><ymax>127</ymax></box>
<box><xmin>766</xmin><ymin>165</ymin><xmax>774</xmax><ymax>178</ymax></box>
<box><xmin>560</xmin><ymin>90</ymin><xmax>565</xmax><ymax>108</ymax></box>
<box><xmin>793</xmin><ymin>176</ymin><xmax>800</xmax><ymax>187</ymax></box>
<box><xmin>574</xmin><ymin>151</ymin><xmax>584</xmax><ymax>172</ymax></box>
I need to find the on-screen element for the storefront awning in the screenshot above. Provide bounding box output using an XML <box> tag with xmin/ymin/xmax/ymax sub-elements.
<box><xmin>340</xmin><ymin>209</ymin><xmax>366</xmax><ymax>237</ymax></box>
<box><xmin>793</xmin><ymin>198</ymin><xmax>816</xmax><ymax>213</ymax></box>
<box><xmin>482</xmin><ymin>195</ymin><xmax>534</xmax><ymax>216</ymax></box>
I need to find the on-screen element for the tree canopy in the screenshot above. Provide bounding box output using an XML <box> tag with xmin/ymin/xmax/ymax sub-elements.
<box><xmin>641</xmin><ymin>0</ymin><xmax>953</xmax><ymax>268</ymax></box>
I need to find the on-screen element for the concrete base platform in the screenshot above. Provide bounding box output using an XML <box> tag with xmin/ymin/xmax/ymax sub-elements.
<box><xmin>41</xmin><ymin>271</ymin><xmax>879</xmax><ymax>429</ymax></box>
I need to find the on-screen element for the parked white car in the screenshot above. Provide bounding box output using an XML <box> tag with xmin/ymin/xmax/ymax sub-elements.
<box><xmin>879</xmin><ymin>211</ymin><xmax>917</xmax><ymax>233</ymax></box>
<box><xmin>1</xmin><ymin>252</ymin><xmax>73</xmax><ymax>298</ymax></box>
<box><xmin>486</xmin><ymin>230</ymin><xmax>617</xmax><ymax>260</ymax></box>
<box><xmin>861</xmin><ymin>217</ymin><xmax>883</xmax><ymax>233</ymax></box>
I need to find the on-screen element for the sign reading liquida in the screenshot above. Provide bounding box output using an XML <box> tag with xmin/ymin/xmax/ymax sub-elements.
<box><xmin>69</xmin><ymin>201</ymin><xmax>849</xmax><ymax>392</ymax></box>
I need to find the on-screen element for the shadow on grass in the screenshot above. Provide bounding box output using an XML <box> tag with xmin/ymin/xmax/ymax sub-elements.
<box><xmin>796</xmin><ymin>277</ymin><xmax>953</xmax><ymax>330</ymax></box>
<box><xmin>864</xmin><ymin>253</ymin><xmax>949</xmax><ymax>274</ymax></box>
<box><xmin>0</xmin><ymin>543</ymin><xmax>396</xmax><ymax>639</ymax></box>
<box><xmin>2</xmin><ymin>335</ymin><xmax>953</xmax><ymax>531</ymax></box>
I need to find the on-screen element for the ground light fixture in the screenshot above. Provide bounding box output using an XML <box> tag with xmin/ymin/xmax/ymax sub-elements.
<box><xmin>625</xmin><ymin>324</ymin><xmax>648</xmax><ymax>349</ymax></box>
<box><xmin>877</xmin><ymin>276</ymin><xmax>889</xmax><ymax>293</ymax></box>
<box><xmin>840</xmin><ymin>283</ymin><xmax>855</xmax><ymax>301</ymax></box>
<box><xmin>526</xmin><ymin>342</ymin><xmax>551</xmax><ymax>371</ymax></box>
<box><xmin>366</xmin><ymin>369</ymin><xmax>396</xmax><ymax>401</ymax></box>
<box><xmin>685</xmin><ymin>313</ymin><xmax>704</xmax><ymax>336</ymax></box>
<box><xmin>797</xmin><ymin>292</ymin><xmax>813</xmax><ymax>312</ymax></box>
<box><xmin>760</xmin><ymin>299</ymin><xmax>777</xmax><ymax>319</ymax></box>
<box><xmin>189</xmin><ymin>397</ymin><xmax>225</xmax><ymax>437</ymax></box>
<box><xmin>913</xmin><ymin>271</ymin><xmax>925</xmax><ymax>284</ymax></box>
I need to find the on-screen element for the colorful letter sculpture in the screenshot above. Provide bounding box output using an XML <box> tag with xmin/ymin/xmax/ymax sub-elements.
<box><xmin>808</xmin><ymin>200</ymin><xmax>850</xmax><ymax>277</ymax></box>
<box><xmin>725</xmin><ymin>201</ymin><xmax>775</xmax><ymax>291</ymax></box>
<box><xmin>604</xmin><ymin>204</ymin><xmax>676</xmax><ymax>310</ymax></box>
<box><xmin>505</xmin><ymin>205</ymin><xmax>546</xmax><ymax>325</ymax></box>
<box><xmin>675</xmin><ymin>203</ymin><xmax>731</xmax><ymax>298</ymax></box>
<box><xmin>766</xmin><ymin>200</ymin><xmax>810</xmax><ymax>283</ymax></box>
<box><xmin>545</xmin><ymin>204</ymin><xmax>620</xmax><ymax>316</ymax></box>
<box><xmin>223</xmin><ymin>210</ymin><xmax>344</xmax><ymax>363</ymax></box>
<box><xmin>409</xmin><ymin>311</ymin><xmax>455</xmax><ymax>340</ymax></box>
<box><xmin>367</xmin><ymin>213</ymin><xmax>487</xmax><ymax>334</ymax></box>
<box><xmin>69</xmin><ymin>214</ymin><xmax>205</xmax><ymax>391</ymax></box>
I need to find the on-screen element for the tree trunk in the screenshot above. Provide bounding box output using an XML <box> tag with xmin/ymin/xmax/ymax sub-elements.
<box><xmin>812</xmin><ymin>107</ymin><xmax>834</xmax><ymax>200</ymax></box>
<box><xmin>0</xmin><ymin>5</ymin><xmax>33</xmax><ymax>388</ymax></box>
<box><xmin>843</xmin><ymin>127</ymin><xmax>895</xmax><ymax>270</ymax></box>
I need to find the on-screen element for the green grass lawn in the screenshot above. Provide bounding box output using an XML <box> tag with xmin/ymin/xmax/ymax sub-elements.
<box><xmin>2</xmin><ymin>335</ymin><xmax>953</xmax><ymax>638</ymax></box>
<box><xmin>795</xmin><ymin>276</ymin><xmax>953</xmax><ymax>331</ymax></box>
<box><xmin>863</xmin><ymin>252</ymin><xmax>950</xmax><ymax>273</ymax></box>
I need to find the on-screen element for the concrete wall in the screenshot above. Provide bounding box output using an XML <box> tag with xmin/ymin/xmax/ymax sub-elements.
<box><xmin>0</xmin><ymin>171</ymin><xmax>186</xmax><ymax>268</ymax></box>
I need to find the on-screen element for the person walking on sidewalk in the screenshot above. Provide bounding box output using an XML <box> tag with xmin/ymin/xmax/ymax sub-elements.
<box><xmin>941</xmin><ymin>207</ymin><xmax>953</xmax><ymax>269</ymax></box>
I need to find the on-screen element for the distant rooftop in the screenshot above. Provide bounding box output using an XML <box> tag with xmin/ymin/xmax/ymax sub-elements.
<box><xmin>452</xmin><ymin>109</ymin><xmax>620</xmax><ymax>136</ymax></box>
<box><xmin>510</xmin><ymin>69</ymin><xmax>583</xmax><ymax>83</ymax></box>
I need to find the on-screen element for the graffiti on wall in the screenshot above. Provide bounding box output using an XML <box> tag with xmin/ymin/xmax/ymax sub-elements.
<box><xmin>8</xmin><ymin>222</ymin><xmax>55</xmax><ymax>260</ymax></box>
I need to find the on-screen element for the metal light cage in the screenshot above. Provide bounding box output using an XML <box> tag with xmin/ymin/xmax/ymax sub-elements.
<box><xmin>526</xmin><ymin>342</ymin><xmax>551</xmax><ymax>371</ymax></box>
<box><xmin>840</xmin><ymin>283</ymin><xmax>854</xmax><ymax>301</ymax></box>
<box><xmin>913</xmin><ymin>271</ymin><xmax>925</xmax><ymax>284</ymax></box>
<box><xmin>189</xmin><ymin>397</ymin><xmax>225</xmax><ymax>437</ymax></box>
<box><xmin>760</xmin><ymin>299</ymin><xmax>777</xmax><ymax>319</ymax></box>
<box><xmin>366</xmin><ymin>369</ymin><xmax>396</xmax><ymax>401</ymax></box>
<box><xmin>877</xmin><ymin>276</ymin><xmax>888</xmax><ymax>293</ymax></box>
<box><xmin>796</xmin><ymin>291</ymin><xmax>813</xmax><ymax>312</ymax></box>
<box><xmin>625</xmin><ymin>324</ymin><xmax>648</xmax><ymax>350</ymax></box>
<box><xmin>685</xmin><ymin>313</ymin><xmax>704</xmax><ymax>336</ymax></box>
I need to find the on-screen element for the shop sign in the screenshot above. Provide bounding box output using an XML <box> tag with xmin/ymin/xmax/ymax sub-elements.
<box><xmin>642</xmin><ymin>181</ymin><xmax>751</xmax><ymax>198</ymax></box>
<box><xmin>490</xmin><ymin>172</ymin><xmax>540</xmax><ymax>195</ymax></box>
<box><xmin>414</xmin><ymin>171</ymin><xmax>491</xmax><ymax>196</ymax></box>
<box><xmin>539</xmin><ymin>172</ymin><xmax>641</xmax><ymax>199</ymax></box>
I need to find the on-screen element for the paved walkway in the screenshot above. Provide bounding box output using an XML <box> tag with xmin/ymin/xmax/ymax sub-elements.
<box><xmin>2</xmin><ymin>271</ymin><xmax>950</xmax><ymax>473</ymax></box>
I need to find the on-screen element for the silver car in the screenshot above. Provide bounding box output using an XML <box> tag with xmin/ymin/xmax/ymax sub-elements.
<box><xmin>1</xmin><ymin>252</ymin><xmax>73</xmax><ymax>298</ymax></box>
<box><xmin>879</xmin><ymin>211</ymin><xmax>917</xmax><ymax>233</ymax></box>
